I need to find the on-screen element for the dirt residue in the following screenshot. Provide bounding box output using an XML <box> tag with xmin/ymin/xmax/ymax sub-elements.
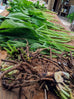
<box><xmin>0</xmin><ymin>50</ymin><xmax>7</xmax><ymax>66</ymax></box>
<box><xmin>0</xmin><ymin>10</ymin><xmax>9</xmax><ymax>17</ymax></box>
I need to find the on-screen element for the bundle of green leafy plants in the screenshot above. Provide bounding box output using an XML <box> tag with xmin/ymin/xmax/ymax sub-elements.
<box><xmin>0</xmin><ymin>0</ymin><xmax>73</xmax><ymax>54</ymax></box>
<box><xmin>67</xmin><ymin>12</ymin><xmax>74</xmax><ymax>22</ymax></box>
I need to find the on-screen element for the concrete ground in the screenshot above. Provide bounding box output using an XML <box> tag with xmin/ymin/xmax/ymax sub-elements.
<box><xmin>58</xmin><ymin>16</ymin><xmax>71</xmax><ymax>31</ymax></box>
<box><xmin>58</xmin><ymin>16</ymin><xmax>74</xmax><ymax>37</ymax></box>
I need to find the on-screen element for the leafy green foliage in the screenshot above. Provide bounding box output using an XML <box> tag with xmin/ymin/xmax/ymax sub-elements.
<box><xmin>67</xmin><ymin>13</ymin><xmax>74</xmax><ymax>22</ymax></box>
<box><xmin>4</xmin><ymin>43</ymin><xmax>18</xmax><ymax>55</ymax></box>
<box><xmin>33</xmin><ymin>1</ymin><xmax>45</xmax><ymax>9</ymax></box>
<box><xmin>0</xmin><ymin>0</ymin><xmax>73</xmax><ymax>53</ymax></box>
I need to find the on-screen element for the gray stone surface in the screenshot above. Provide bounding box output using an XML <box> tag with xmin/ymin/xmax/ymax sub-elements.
<box><xmin>0</xmin><ymin>0</ymin><xmax>1</xmax><ymax>2</ymax></box>
<box><xmin>70</xmin><ymin>20</ymin><xmax>74</xmax><ymax>31</ymax></box>
<box><xmin>0</xmin><ymin>5</ymin><xmax>5</xmax><ymax>10</ymax></box>
<box><xmin>58</xmin><ymin>16</ymin><xmax>71</xmax><ymax>31</ymax></box>
<box><xmin>69</xmin><ymin>5</ymin><xmax>74</xmax><ymax>14</ymax></box>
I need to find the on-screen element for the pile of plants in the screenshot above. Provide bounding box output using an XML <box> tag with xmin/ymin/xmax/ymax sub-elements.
<box><xmin>0</xmin><ymin>44</ymin><xmax>74</xmax><ymax>99</ymax></box>
<box><xmin>0</xmin><ymin>0</ymin><xmax>74</xmax><ymax>54</ymax></box>
<box><xmin>0</xmin><ymin>1</ymin><xmax>74</xmax><ymax>98</ymax></box>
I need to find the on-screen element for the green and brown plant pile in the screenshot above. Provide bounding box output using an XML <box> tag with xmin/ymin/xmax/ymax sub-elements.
<box><xmin>0</xmin><ymin>45</ymin><xmax>74</xmax><ymax>99</ymax></box>
<box><xmin>0</xmin><ymin>0</ymin><xmax>74</xmax><ymax>54</ymax></box>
